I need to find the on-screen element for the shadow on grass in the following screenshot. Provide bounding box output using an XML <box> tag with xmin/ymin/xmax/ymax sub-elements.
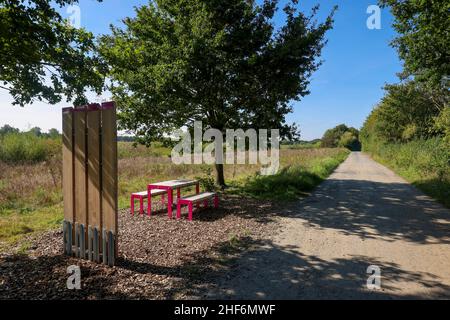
<box><xmin>413</xmin><ymin>178</ymin><xmax>450</xmax><ymax>209</ymax></box>
<box><xmin>229</xmin><ymin>151</ymin><xmax>348</xmax><ymax>201</ymax></box>
<box><xmin>229</xmin><ymin>166</ymin><xmax>324</xmax><ymax>201</ymax></box>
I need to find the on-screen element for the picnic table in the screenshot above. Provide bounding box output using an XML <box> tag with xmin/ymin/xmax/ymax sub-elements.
<box><xmin>147</xmin><ymin>179</ymin><xmax>200</xmax><ymax>218</ymax></box>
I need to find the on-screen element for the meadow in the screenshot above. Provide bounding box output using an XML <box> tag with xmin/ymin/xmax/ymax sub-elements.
<box><xmin>0</xmin><ymin>136</ymin><xmax>349</xmax><ymax>247</ymax></box>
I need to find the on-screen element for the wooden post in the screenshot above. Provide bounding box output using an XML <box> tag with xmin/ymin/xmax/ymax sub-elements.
<box><xmin>62</xmin><ymin>101</ymin><xmax>118</xmax><ymax>265</ymax></box>
<box><xmin>87</xmin><ymin>104</ymin><xmax>102</xmax><ymax>231</ymax></box>
<box><xmin>73</xmin><ymin>107</ymin><xmax>88</xmax><ymax>252</ymax></box>
<box><xmin>101</xmin><ymin>102</ymin><xmax>118</xmax><ymax>256</ymax></box>
<box><xmin>62</xmin><ymin>108</ymin><xmax>74</xmax><ymax>254</ymax></box>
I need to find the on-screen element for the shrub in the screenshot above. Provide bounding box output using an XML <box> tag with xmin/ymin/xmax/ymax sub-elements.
<box><xmin>0</xmin><ymin>133</ymin><xmax>60</xmax><ymax>163</ymax></box>
<box><xmin>362</xmin><ymin>137</ymin><xmax>450</xmax><ymax>207</ymax></box>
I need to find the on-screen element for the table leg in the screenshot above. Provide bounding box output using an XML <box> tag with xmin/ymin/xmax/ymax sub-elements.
<box><xmin>147</xmin><ymin>187</ymin><xmax>152</xmax><ymax>216</ymax></box>
<box><xmin>195</xmin><ymin>183</ymin><xmax>200</xmax><ymax>209</ymax></box>
<box><xmin>131</xmin><ymin>196</ymin><xmax>134</xmax><ymax>216</ymax></box>
<box><xmin>168</xmin><ymin>188</ymin><xmax>173</xmax><ymax>219</ymax></box>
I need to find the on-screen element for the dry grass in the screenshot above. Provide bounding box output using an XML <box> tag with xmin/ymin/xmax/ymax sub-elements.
<box><xmin>0</xmin><ymin>144</ymin><xmax>349</xmax><ymax>245</ymax></box>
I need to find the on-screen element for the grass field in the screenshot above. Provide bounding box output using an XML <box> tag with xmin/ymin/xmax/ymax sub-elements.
<box><xmin>0</xmin><ymin>143</ymin><xmax>349</xmax><ymax>246</ymax></box>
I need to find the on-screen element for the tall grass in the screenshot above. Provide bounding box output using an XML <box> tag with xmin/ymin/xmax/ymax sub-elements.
<box><xmin>363</xmin><ymin>137</ymin><xmax>450</xmax><ymax>207</ymax></box>
<box><xmin>0</xmin><ymin>145</ymin><xmax>350</xmax><ymax>245</ymax></box>
<box><xmin>0</xmin><ymin>133</ymin><xmax>60</xmax><ymax>163</ymax></box>
<box><xmin>234</xmin><ymin>148</ymin><xmax>350</xmax><ymax>200</ymax></box>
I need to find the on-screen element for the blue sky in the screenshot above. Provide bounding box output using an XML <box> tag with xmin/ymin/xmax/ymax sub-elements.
<box><xmin>0</xmin><ymin>0</ymin><xmax>402</xmax><ymax>140</ymax></box>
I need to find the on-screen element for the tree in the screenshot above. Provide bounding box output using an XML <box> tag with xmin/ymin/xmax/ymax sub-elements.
<box><xmin>99</xmin><ymin>0</ymin><xmax>336</xmax><ymax>186</ymax></box>
<box><xmin>0</xmin><ymin>0</ymin><xmax>106</xmax><ymax>106</ymax></box>
<box><xmin>321</xmin><ymin>124</ymin><xmax>360</xmax><ymax>149</ymax></box>
<box><xmin>47</xmin><ymin>128</ymin><xmax>60</xmax><ymax>138</ymax></box>
<box><xmin>338</xmin><ymin>131</ymin><xmax>360</xmax><ymax>151</ymax></box>
<box><xmin>321</xmin><ymin>124</ymin><xmax>349</xmax><ymax>148</ymax></box>
<box><xmin>28</xmin><ymin>127</ymin><xmax>42</xmax><ymax>136</ymax></box>
<box><xmin>374</xmin><ymin>81</ymin><xmax>441</xmax><ymax>142</ymax></box>
<box><xmin>0</xmin><ymin>124</ymin><xmax>19</xmax><ymax>135</ymax></box>
<box><xmin>380</xmin><ymin>0</ymin><xmax>450</xmax><ymax>89</ymax></box>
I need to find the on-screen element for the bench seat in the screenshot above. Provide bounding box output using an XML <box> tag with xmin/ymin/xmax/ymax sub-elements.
<box><xmin>177</xmin><ymin>192</ymin><xmax>219</xmax><ymax>220</ymax></box>
<box><xmin>131</xmin><ymin>189</ymin><xmax>167</xmax><ymax>215</ymax></box>
<box><xmin>132</xmin><ymin>189</ymin><xmax>167</xmax><ymax>198</ymax></box>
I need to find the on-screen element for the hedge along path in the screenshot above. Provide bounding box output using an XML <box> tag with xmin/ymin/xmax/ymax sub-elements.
<box><xmin>62</xmin><ymin>102</ymin><xmax>118</xmax><ymax>266</ymax></box>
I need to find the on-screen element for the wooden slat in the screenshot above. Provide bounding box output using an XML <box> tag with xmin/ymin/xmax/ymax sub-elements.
<box><xmin>101</xmin><ymin>102</ymin><xmax>118</xmax><ymax>244</ymax></box>
<box><xmin>62</xmin><ymin>108</ymin><xmax>74</xmax><ymax>223</ymax></box>
<box><xmin>87</xmin><ymin>105</ymin><xmax>102</xmax><ymax>229</ymax></box>
<box><xmin>73</xmin><ymin>107</ymin><xmax>88</xmax><ymax>227</ymax></box>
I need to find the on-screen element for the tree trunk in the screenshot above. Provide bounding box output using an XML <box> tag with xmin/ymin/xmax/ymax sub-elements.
<box><xmin>215</xmin><ymin>163</ymin><xmax>226</xmax><ymax>188</ymax></box>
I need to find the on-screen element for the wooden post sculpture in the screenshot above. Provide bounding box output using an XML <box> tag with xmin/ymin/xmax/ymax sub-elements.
<box><xmin>62</xmin><ymin>102</ymin><xmax>118</xmax><ymax>266</ymax></box>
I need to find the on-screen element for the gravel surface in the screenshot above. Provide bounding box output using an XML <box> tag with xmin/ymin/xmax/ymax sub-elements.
<box><xmin>0</xmin><ymin>194</ymin><xmax>281</xmax><ymax>299</ymax></box>
<box><xmin>204</xmin><ymin>152</ymin><xmax>450</xmax><ymax>299</ymax></box>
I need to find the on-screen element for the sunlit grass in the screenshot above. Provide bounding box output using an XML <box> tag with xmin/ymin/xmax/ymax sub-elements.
<box><xmin>0</xmin><ymin>144</ymin><xmax>350</xmax><ymax>246</ymax></box>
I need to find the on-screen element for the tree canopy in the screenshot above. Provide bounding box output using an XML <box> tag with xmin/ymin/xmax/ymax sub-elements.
<box><xmin>361</xmin><ymin>81</ymin><xmax>448</xmax><ymax>145</ymax></box>
<box><xmin>321</xmin><ymin>124</ymin><xmax>360</xmax><ymax>150</ymax></box>
<box><xmin>380</xmin><ymin>0</ymin><xmax>450</xmax><ymax>89</ymax></box>
<box><xmin>100</xmin><ymin>0</ymin><xmax>336</xmax><ymax>185</ymax></box>
<box><xmin>0</xmin><ymin>0</ymin><xmax>106</xmax><ymax>106</ymax></box>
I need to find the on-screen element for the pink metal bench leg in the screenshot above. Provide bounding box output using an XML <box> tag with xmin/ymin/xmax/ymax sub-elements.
<box><xmin>139</xmin><ymin>197</ymin><xmax>144</xmax><ymax>215</ymax></box>
<box><xmin>131</xmin><ymin>195</ymin><xmax>135</xmax><ymax>215</ymax></box>
<box><xmin>168</xmin><ymin>189</ymin><xmax>173</xmax><ymax>219</ymax></box>
<box><xmin>214</xmin><ymin>195</ymin><xmax>219</xmax><ymax>208</ymax></box>
<box><xmin>195</xmin><ymin>183</ymin><xmax>200</xmax><ymax>209</ymax></box>
<box><xmin>188</xmin><ymin>203</ymin><xmax>193</xmax><ymax>221</ymax></box>
<box><xmin>177</xmin><ymin>202</ymin><xmax>182</xmax><ymax>219</ymax></box>
<box><xmin>147</xmin><ymin>189</ymin><xmax>152</xmax><ymax>217</ymax></box>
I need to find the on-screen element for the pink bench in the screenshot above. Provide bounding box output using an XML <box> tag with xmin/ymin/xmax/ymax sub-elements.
<box><xmin>176</xmin><ymin>192</ymin><xmax>219</xmax><ymax>220</ymax></box>
<box><xmin>130</xmin><ymin>189</ymin><xmax>167</xmax><ymax>215</ymax></box>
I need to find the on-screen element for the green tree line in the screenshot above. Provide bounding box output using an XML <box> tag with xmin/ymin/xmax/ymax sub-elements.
<box><xmin>360</xmin><ymin>0</ymin><xmax>449</xmax><ymax>206</ymax></box>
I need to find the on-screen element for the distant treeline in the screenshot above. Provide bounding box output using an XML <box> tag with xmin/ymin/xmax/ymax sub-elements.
<box><xmin>321</xmin><ymin>124</ymin><xmax>361</xmax><ymax>151</ymax></box>
<box><xmin>0</xmin><ymin>125</ymin><xmax>61</xmax><ymax>138</ymax></box>
<box><xmin>283</xmin><ymin>127</ymin><xmax>362</xmax><ymax>151</ymax></box>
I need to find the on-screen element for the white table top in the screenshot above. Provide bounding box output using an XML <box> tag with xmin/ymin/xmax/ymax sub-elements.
<box><xmin>148</xmin><ymin>179</ymin><xmax>198</xmax><ymax>188</ymax></box>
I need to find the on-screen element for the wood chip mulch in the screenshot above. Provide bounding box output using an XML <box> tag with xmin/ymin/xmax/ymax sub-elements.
<box><xmin>0</xmin><ymin>194</ymin><xmax>281</xmax><ymax>300</ymax></box>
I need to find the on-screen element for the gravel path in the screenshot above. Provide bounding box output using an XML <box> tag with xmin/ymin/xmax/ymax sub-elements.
<box><xmin>204</xmin><ymin>152</ymin><xmax>450</xmax><ymax>299</ymax></box>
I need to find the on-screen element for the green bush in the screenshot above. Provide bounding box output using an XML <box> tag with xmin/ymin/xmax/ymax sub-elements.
<box><xmin>0</xmin><ymin>133</ymin><xmax>59</xmax><ymax>163</ymax></box>
<box><xmin>362</xmin><ymin>137</ymin><xmax>450</xmax><ymax>207</ymax></box>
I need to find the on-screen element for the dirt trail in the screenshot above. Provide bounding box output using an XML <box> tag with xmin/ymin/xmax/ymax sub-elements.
<box><xmin>205</xmin><ymin>152</ymin><xmax>450</xmax><ymax>299</ymax></box>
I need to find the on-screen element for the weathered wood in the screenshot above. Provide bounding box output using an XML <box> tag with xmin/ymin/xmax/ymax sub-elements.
<box><xmin>87</xmin><ymin>105</ymin><xmax>102</xmax><ymax>230</ymax></box>
<box><xmin>74</xmin><ymin>107</ymin><xmax>88</xmax><ymax>228</ymax></box>
<box><xmin>61</xmin><ymin>101</ymin><xmax>118</xmax><ymax>265</ymax></box>
<box><xmin>101</xmin><ymin>102</ymin><xmax>118</xmax><ymax>255</ymax></box>
<box><xmin>62</xmin><ymin>108</ymin><xmax>74</xmax><ymax>223</ymax></box>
